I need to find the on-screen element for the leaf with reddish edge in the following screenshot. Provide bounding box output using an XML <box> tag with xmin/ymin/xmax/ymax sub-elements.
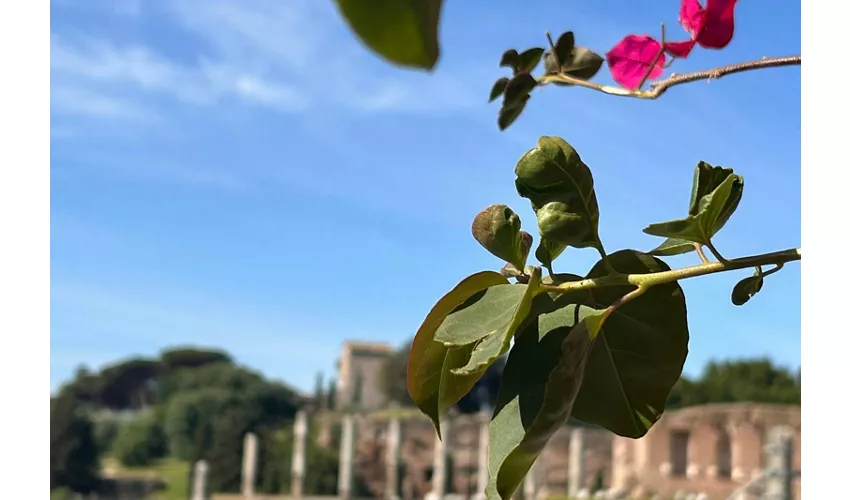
<box><xmin>666</xmin><ymin>0</ymin><xmax>738</xmax><ymax>57</ymax></box>
<box><xmin>606</xmin><ymin>35</ymin><xmax>666</xmax><ymax>90</ymax></box>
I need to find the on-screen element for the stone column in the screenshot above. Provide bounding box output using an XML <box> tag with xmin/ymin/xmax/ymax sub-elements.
<box><xmin>567</xmin><ymin>427</ymin><xmax>586</xmax><ymax>498</ymax></box>
<box><xmin>292</xmin><ymin>410</ymin><xmax>309</xmax><ymax>498</ymax></box>
<box><xmin>763</xmin><ymin>426</ymin><xmax>794</xmax><ymax>500</ymax></box>
<box><xmin>339</xmin><ymin>414</ymin><xmax>356</xmax><ymax>500</ymax></box>
<box><xmin>425</xmin><ymin>417</ymin><xmax>450</xmax><ymax>500</ymax></box>
<box><xmin>241</xmin><ymin>432</ymin><xmax>258</xmax><ymax>499</ymax></box>
<box><xmin>386</xmin><ymin>416</ymin><xmax>402</xmax><ymax>500</ymax></box>
<box><xmin>472</xmin><ymin>407</ymin><xmax>490</xmax><ymax>500</ymax></box>
<box><xmin>190</xmin><ymin>460</ymin><xmax>208</xmax><ymax>500</ymax></box>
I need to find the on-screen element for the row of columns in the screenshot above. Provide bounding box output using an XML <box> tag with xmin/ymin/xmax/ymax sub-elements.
<box><xmin>189</xmin><ymin>409</ymin><xmax>589</xmax><ymax>500</ymax></box>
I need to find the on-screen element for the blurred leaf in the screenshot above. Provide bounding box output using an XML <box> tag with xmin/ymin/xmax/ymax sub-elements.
<box><xmin>563</xmin><ymin>47</ymin><xmax>604</xmax><ymax>80</ymax></box>
<box><xmin>489</xmin><ymin>77</ymin><xmax>510</xmax><ymax>102</ymax></box>
<box><xmin>407</xmin><ymin>271</ymin><xmax>509</xmax><ymax>435</ymax></box>
<box><xmin>500</xmin><ymin>49</ymin><xmax>521</xmax><ymax>71</ymax></box>
<box><xmin>543</xmin><ymin>32</ymin><xmax>603</xmax><ymax>81</ymax></box>
<box><xmin>504</xmin><ymin>72</ymin><xmax>538</xmax><ymax>105</ymax></box>
<box><xmin>498</xmin><ymin>95</ymin><xmax>529</xmax><ymax>130</ymax></box>
<box><xmin>333</xmin><ymin>0</ymin><xmax>443</xmax><ymax>70</ymax></box>
<box><xmin>486</xmin><ymin>299</ymin><xmax>604</xmax><ymax>500</ymax></box>
<box><xmin>517</xmin><ymin>47</ymin><xmax>545</xmax><ymax>73</ymax></box>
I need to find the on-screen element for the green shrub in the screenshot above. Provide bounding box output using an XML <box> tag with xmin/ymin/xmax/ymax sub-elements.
<box><xmin>112</xmin><ymin>411</ymin><xmax>168</xmax><ymax>467</ymax></box>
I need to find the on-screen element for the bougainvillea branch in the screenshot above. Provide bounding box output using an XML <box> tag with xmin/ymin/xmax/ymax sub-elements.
<box><xmin>538</xmin><ymin>55</ymin><xmax>801</xmax><ymax>99</ymax></box>
<box><xmin>538</xmin><ymin>247</ymin><xmax>801</xmax><ymax>295</ymax></box>
<box><xmin>332</xmin><ymin>1</ymin><xmax>801</xmax><ymax>498</ymax></box>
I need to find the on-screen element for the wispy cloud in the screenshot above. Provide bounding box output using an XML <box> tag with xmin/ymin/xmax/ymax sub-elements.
<box><xmin>51</xmin><ymin>33</ymin><xmax>306</xmax><ymax>113</ymax></box>
<box><xmin>51</xmin><ymin>86</ymin><xmax>157</xmax><ymax>120</ymax></box>
<box><xmin>50</xmin><ymin>0</ymin><xmax>484</xmax><ymax>123</ymax></box>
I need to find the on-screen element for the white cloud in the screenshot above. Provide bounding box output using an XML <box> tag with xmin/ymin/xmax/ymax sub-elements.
<box><xmin>50</xmin><ymin>0</ymin><xmax>483</xmax><ymax>120</ymax></box>
<box><xmin>50</xmin><ymin>33</ymin><xmax>306</xmax><ymax>113</ymax></box>
<box><xmin>51</xmin><ymin>87</ymin><xmax>155</xmax><ymax>120</ymax></box>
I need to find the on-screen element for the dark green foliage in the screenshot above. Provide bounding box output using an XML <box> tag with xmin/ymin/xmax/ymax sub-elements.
<box><xmin>112</xmin><ymin>411</ymin><xmax>169</xmax><ymax>467</ymax></box>
<box><xmin>50</xmin><ymin>393</ymin><xmax>101</xmax><ymax>494</ymax></box>
<box><xmin>160</xmin><ymin>347</ymin><xmax>232</xmax><ymax>371</ymax></box>
<box><xmin>164</xmin><ymin>388</ymin><xmax>234</xmax><ymax>462</ymax></box>
<box><xmin>97</xmin><ymin>358</ymin><xmax>161</xmax><ymax>410</ymax></box>
<box><xmin>327</xmin><ymin>379</ymin><xmax>337</xmax><ymax>410</ymax></box>
<box><xmin>206</xmin><ymin>406</ymin><xmax>265</xmax><ymax>493</ymax></box>
<box><xmin>260</xmin><ymin>422</ymin><xmax>340</xmax><ymax>495</ymax></box>
<box><xmin>666</xmin><ymin>358</ymin><xmax>801</xmax><ymax>408</ymax></box>
<box><xmin>91</xmin><ymin>411</ymin><xmax>124</xmax><ymax>454</ymax></box>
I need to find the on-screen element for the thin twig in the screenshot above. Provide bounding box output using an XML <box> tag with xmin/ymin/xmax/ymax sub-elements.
<box><xmin>538</xmin><ymin>247</ymin><xmax>801</xmax><ymax>295</ymax></box>
<box><xmin>694</xmin><ymin>244</ymin><xmax>710</xmax><ymax>264</ymax></box>
<box><xmin>636</xmin><ymin>23</ymin><xmax>666</xmax><ymax>90</ymax></box>
<box><xmin>545</xmin><ymin>31</ymin><xmax>561</xmax><ymax>73</ymax></box>
<box><xmin>537</xmin><ymin>55</ymin><xmax>801</xmax><ymax>99</ymax></box>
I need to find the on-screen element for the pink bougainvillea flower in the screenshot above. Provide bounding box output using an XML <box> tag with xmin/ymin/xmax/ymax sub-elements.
<box><xmin>606</xmin><ymin>35</ymin><xmax>666</xmax><ymax>90</ymax></box>
<box><xmin>664</xmin><ymin>0</ymin><xmax>738</xmax><ymax>57</ymax></box>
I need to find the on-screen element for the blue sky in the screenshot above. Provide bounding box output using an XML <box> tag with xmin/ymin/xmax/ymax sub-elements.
<box><xmin>50</xmin><ymin>0</ymin><xmax>801</xmax><ymax>394</ymax></box>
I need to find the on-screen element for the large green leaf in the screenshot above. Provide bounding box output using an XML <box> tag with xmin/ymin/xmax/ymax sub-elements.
<box><xmin>515</xmin><ymin>136</ymin><xmax>601</xmax><ymax>251</ymax></box>
<box><xmin>571</xmin><ymin>250</ymin><xmax>689</xmax><ymax>438</ymax></box>
<box><xmin>644</xmin><ymin>162</ymin><xmax>744</xmax><ymax>246</ymax></box>
<box><xmin>486</xmin><ymin>297</ymin><xmax>604</xmax><ymax>500</ymax></box>
<box><xmin>436</xmin><ymin>270</ymin><xmax>542</xmax><ymax>375</ymax></box>
<box><xmin>333</xmin><ymin>0</ymin><xmax>443</xmax><ymax>70</ymax></box>
<box><xmin>407</xmin><ymin>271</ymin><xmax>509</xmax><ymax>435</ymax></box>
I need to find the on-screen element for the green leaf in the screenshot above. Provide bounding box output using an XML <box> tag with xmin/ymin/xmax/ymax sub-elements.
<box><xmin>542</xmin><ymin>32</ymin><xmax>603</xmax><ymax>82</ymax></box>
<box><xmin>498</xmin><ymin>95</ymin><xmax>529</xmax><ymax>131</ymax></box>
<box><xmin>731</xmin><ymin>270</ymin><xmax>764</xmax><ymax>306</ymax></box>
<box><xmin>643</xmin><ymin>174</ymin><xmax>741</xmax><ymax>245</ymax></box>
<box><xmin>644</xmin><ymin>162</ymin><xmax>744</xmax><ymax>246</ymax></box>
<box><xmin>503</xmin><ymin>72</ymin><xmax>537</xmax><ymax>105</ymax></box>
<box><xmin>535</xmin><ymin>237</ymin><xmax>566</xmax><ymax>272</ymax></box>
<box><xmin>515</xmin><ymin>136</ymin><xmax>601</xmax><ymax>249</ymax></box>
<box><xmin>489</xmin><ymin>77</ymin><xmax>510</xmax><ymax>102</ymax></box>
<box><xmin>436</xmin><ymin>270</ymin><xmax>542</xmax><ymax>376</ymax></box>
<box><xmin>688</xmin><ymin>161</ymin><xmax>742</xmax><ymax>219</ymax></box>
<box><xmin>407</xmin><ymin>271</ymin><xmax>509</xmax><ymax>435</ymax></box>
<box><xmin>471</xmin><ymin>204</ymin><xmax>528</xmax><ymax>269</ymax></box>
<box><xmin>648</xmin><ymin>238</ymin><xmax>697</xmax><ymax>257</ymax></box>
<box><xmin>571</xmin><ymin>250</ymin><xmax>689</xmax><ymax>438</ymax></box>
<box><xmin>553</xmin><ymin>31</ymin><xmax>576</xmax><ymax>64</ymax></box>
<box><xmin>562</xmin><ymin>47</ymin><xmax>604</xmax><ymax>80</ymax></box>
<box><xmin>499</xmin><ymin>49</ymin><xmax>521</xmax><ymax>71</ymax></box>
<box><xmin>333</xmin><ymin>0</ymin><xmax>443</xmax><ymax>70</ymax></box>
<box><xmin>486</xmin><ymin>297</ymin><xmax>604</xmax><ymax>500</ymax></box>
<box><xmin>517</xmin><ymin>48</ymin><xmax>545</xmax><ymax>73</ymax></box>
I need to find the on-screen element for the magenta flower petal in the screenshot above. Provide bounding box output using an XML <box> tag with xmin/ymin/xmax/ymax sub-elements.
<box><xmin>698</xmin><ymin>0</ymin><xmax>737</xmax><ymax>48</ymax></box>
<box><xmin>664</xmin><ymin>39</ymin><xmax>697</xmax><ymax>58</ymax></box>
<box><xmin>606</xmin><ymin>35</ymin><xmax>667</xmax><ymax>90</ymax></box>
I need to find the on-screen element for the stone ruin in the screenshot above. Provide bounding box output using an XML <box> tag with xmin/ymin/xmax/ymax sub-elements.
<box><xmin>194</xmin><ymin>402</ymin><xmax>800</xmax><ymax>500</ymax></box>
